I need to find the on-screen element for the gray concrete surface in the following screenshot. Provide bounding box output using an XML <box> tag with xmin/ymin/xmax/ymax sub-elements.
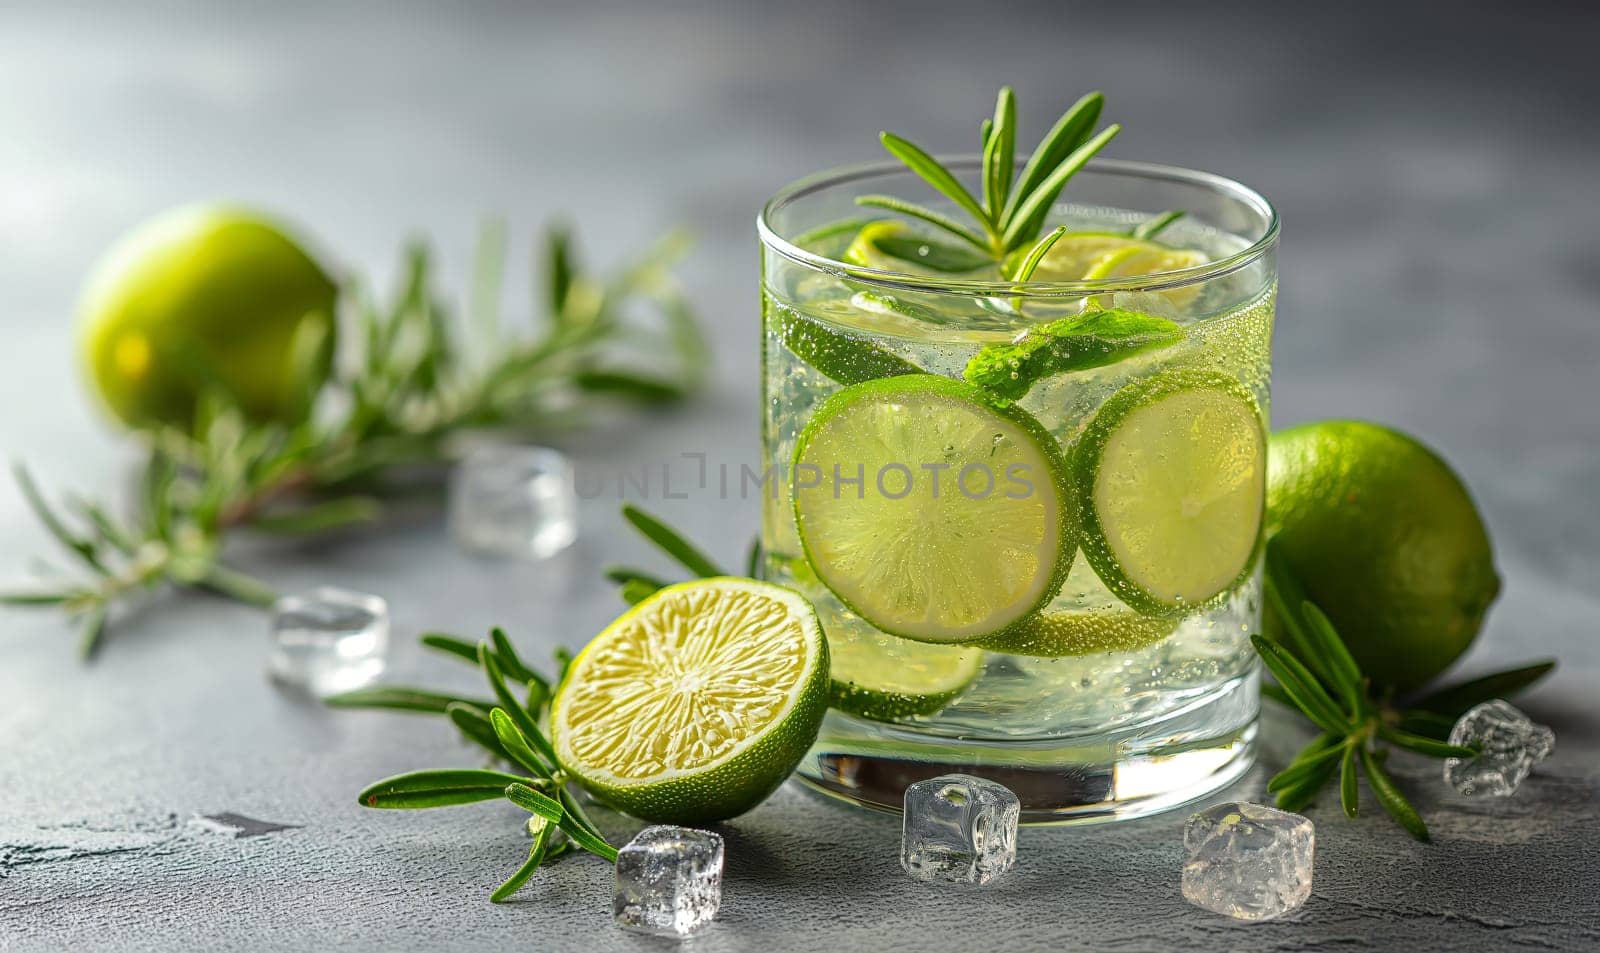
<box><xmin>2</xmin><ymin>1</ymin><xmax>1597</xmax><ymax>949</ymax></box>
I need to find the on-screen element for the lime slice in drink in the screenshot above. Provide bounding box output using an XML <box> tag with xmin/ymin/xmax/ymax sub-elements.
<box><xmin>1013</xmin><ymin>232</ymin><xmax>1207</xmax><ymax>282</ymax></box>
<box><xmin>975</xmin><ymin>608</ymin><xmax>1177</xmax><ymax>657</ymax></box>
<box><xmin>1074</xmin><ymin>370</ymin><xmax>1265</xmax><ymax>616</ymax></box>
<box><xmin>550</xmin><ymin>578</ymin><xmax>829</xmax><ymax>824</ymax></box>
<box><xmin>844</xmin><ymin>221</ymin><xmax>991</xmax><ymax>275</ymax></box>
<box><xmin>793</xmin><ymin>374</ymin><xmax>1075</xmax><ymax>643</ymax></box>
<box><xmin>827</xmin><ymin>625</ymin><xmax>984</xmax><ymax>720</ymax></box>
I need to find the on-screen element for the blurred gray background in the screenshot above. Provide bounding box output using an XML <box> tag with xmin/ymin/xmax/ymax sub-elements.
<box><xmin>2</xmin><ymin>1</ymin><xmax>1597</xmax><ymax>950</ymax></box>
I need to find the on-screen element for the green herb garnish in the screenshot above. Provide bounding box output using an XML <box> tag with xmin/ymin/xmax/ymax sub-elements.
<box><xmin>963</xmin><ymin>307</ymin><xmax>1183</xmax><ymax>400</ymax></box>
<box><xmin>3</xmin><ymin>222</ymin><xmax>707</xmax><ymax>659</ymax></box>
<box><xmin>1258</xmin><ymin>540</ymin><xmax>1554</xmax><ymax>840</ymax></box>
<box><xmin>334</xmin><ymin>631</ymin><xmax>616</xmax><ymax>902</ymax></box>
<box><xmin>857</xmin><ymin>88</ymin><xmax>1120</xmax><ymax>278</ymax></box>
<box><xmin>330</xmin><ymin>505</ymin><xmax>744</xmax><ymax>902</ymax></box>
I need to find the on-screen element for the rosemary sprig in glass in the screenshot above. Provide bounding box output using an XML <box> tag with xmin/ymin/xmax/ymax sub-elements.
<box><xmin>2</xmin><ymin>222</ymin><xmax>707</xmax><ymax>660</ymax></box>
<box><xmin>858</xmin><ymin>87</ymin><xmax>1184</xmax><ymax>284</ymax></box>
<box><xmin>1258</xmin><ymin>540</ymin><xmax>1554</xmax><ymax>840</ymax></box>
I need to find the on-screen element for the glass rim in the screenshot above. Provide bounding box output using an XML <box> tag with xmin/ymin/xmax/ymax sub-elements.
<box><xmin>757</xmin><ymin>156</ymin><xmax>1279</xmax><ymax>298</ymax></box>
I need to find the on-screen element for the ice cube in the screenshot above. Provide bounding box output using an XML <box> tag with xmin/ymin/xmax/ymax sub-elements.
<box><xmin>1443</xmin><ymin>699</ymin><xmax>1555</xmax><ymax>797</ymax></box>
<box><xmin>268</xmin><ymin>587</ymin><xmax>388</xmax><ymax>697</ymax></box>
<box><xmin>448</xmin><ymin>445</ymin><xmax>577</xmax><ymax>559</ymax></box>
<box><xmin>613</xmin><ymin>825</ymin><xmax>723</xmax><ymax>937</ymax></box>
<box><xmin>901</xmin><ymin>774</ymin><xmax>1019</xmax><ymax>886</ymax></box>
<box><xmin>1182</xmin><ymin>801</ymin><xmax>1313</xmax><ymax>921</ymax></box>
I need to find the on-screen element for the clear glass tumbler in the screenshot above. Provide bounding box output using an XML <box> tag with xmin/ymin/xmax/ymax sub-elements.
<box><xmin>758</xmin><ymin>158</ymin><xmax>1278</xmax><ymax>823</ymax></box>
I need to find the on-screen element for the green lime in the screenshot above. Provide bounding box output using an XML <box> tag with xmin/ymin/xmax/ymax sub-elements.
<box><xmin>1266</xmin><ymin>421</ymin><xmax>1501</xmax><ymax>691</ymax></box>
<box><xmin>550</xmin><ymin>578</ymin><xmax>829</xmax><ymax>824</ymax></box>
<box><xmin>827</xmin><ymin>624</ymin><xmax>983</xmax><ymax>720</ymax></box>
<box><xmin>975</xmin><ymin>608</ymin><xmax>1177</xmax><ymax>657</ymax></box>
<box><xmin>1013</xmin><ymin>232</ymin><xmax>1207</xmax><ymax>282</ymax></box>
<box><xmin>1074</xmin><ymin>370</ymin><xmax>1266</xmax><ymax>616</ymax></box>
<box><xmin>792</xmin><ymin>374</ymin><xmax>1075</xmax><ymax>643</ymax></box>
<box><xmin>77</xmin><ymin>205</ymin><xmax>338</xmax><ymax>429</ymax></box>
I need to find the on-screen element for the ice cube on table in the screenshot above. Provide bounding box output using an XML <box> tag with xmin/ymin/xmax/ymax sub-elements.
<box><xmin>901</xmin><ymin>773</ymin><xmax>1019</xmax><ymax>886</ymax></box>
<box><xmin>1182</xmin><ymin>801</ymin><xmax>1313</xmax><ymax>921</ymax></box>
<box><xmin>448</xmin><ymin>444</ymin><xmax>577</xmax><ymax>559</ymax></box>
<box><xmin>1444</xmin><ymin>699</ymin><xmax>1555</xmax><ymax>797</ymax></box>
<box><xmin>268</xmin><ymin>587</ymin><xmax>388</xmax><ymax>697</ymax></box>
<box><xmin>613</xmin><ymin>825</ymin><xmax>724</xmax><ymax>937</ymax></box>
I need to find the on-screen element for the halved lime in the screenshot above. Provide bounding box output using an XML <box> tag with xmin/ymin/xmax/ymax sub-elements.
<box><xmin>792</xmin><ymin>374</ymin><xmax>1075</xmax><ymax>643</ymax></box>
<box><xmin>1074</xmin><ymin>370</ymin><xmax>1265</xmax><ymax>616</ymax></box>
<box><xmin>827</xmin><ymin>624</ymin><xmax>983</xmax><ymax>721</ymax></box>
<box><xmin>975</xmin><ymin>608</ymin><xmax>1177</xmax><ymax>657</ymax></box>
<box><xmin>1012</xmin><ymin>232</ymin><xmax>1207</xmax><ymax>282</ymax></box>
<box><xmin>550</xmin><ymin>578</ymin><xmax>829</xmax><ymax>824</ymax></box>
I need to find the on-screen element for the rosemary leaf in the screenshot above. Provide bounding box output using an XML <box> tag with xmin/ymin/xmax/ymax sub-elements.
<box><xmin>491</xmin><ymin>817</ymin><xmax>554</xmax><ymax>903</ymax></box>
<box><xmin>78</xmin><ymin>602</ymin><xmax>110</xmax><ymax>661</ymax></box>
<box><xmin>1407</xmin><ymin>660</ymin><xmax>1556</xmax><ymax>717</ymax></box>
<box><xmin>1002</xmin><ymin>124</ymin><xmax>1121</xmax><ymax>251</ymax></box>
<box><xmin>1300</xmin><ymin>601</ymin><xmax>1367</xmax><ymax>715</ymax></box>
<box><xmin>420</xmin><ymin>632</ymin><xmax>484</xmax><ymax>666</ymax></box>
<box><xmin>1003</xmin><ymin>91</ymin><xmax>1104</xmax><ymax>228</ymax></box>
<box><xmin>620</xmin><ymin>579</ymin><xmax>660</xmax><ymax>605</ymax></box>
<box><xmin>480</xmin><ymin>644</ymin><xmax>558</xmax><ymax>771</ymax></box>
<box><xmin>982</xmin><ymin>87</ymin><xmax>1016</xmax><ymax>223</ymax></box>
<box><xmin>325</xmin><ymin>685</ymin><xmax>496</xmax><ymax>714</ymax></box>
<box><xmin>13</xmin><ymin>463</ymin><xmax>104</xmax><ymax>573</ymax></box>
<box><xmin>1131</xmin><ymin>210</ymin><xmax>1186</xmax><ymax>241</ymax></box>
<box><xmin>1008</xmin><ymin>226</ymin><xmax>1068</xmax><ymax>283</ymax></box>
<box><xmin>878</xmin><ymin>132</ymin><xmax>991</xmax><ymax>234</ymax></box>
<box><xmin>1377</xmin><ymin>725</ymin><xmax>1477</xmax><ymax>759</ymax></box>
<box><xmin>622</xmin><ymin>504</ymin><xmax>722</xmax><ymax>577</ymax></box>
<box><xmin>1360</xmin><ymin>747</ymin><xmax>1430</xmax><ymax>842</ymax></box>
<box><xmin>604</xmin><ymin>566</ymin><xmax>672</xmax><ymax>589</ymax></box>
<box><xmin>852</xmin><ymin>196</ymin><xmax>990</xmax><ymax>252</ymax></box>
<box><xmin>490</xmin><ymin>626</ymin><xmax>543</xmax><ymax>690</ymax></box>
<box><xmin>1251</xmin><ymin>636</ymin><xmax>1351</xmax><ymax>734</ymax></box>
<box><xmin>1339</xmin><ymin>746</ymin><xmax>1359</xmax><ymax>818</ymax></box>
<box><xmin>745</xmin><ymin>537</ymin><xmax>763</xmax><ymax>580</ymax></box>
<box><xmin>1274</xmin><ymin>757</ymin><xmax>1339</xmax><ymax>813</ymax></box>
<box><xmin>1266</xmin><ymin>734</ymin><xmax>1343</xmax><ymax>792</ymax></box>
<box><xmin>359</xmin><ymin>768</ymin><xmax>533</xmax><ymax>809</ymax></box>
<box><xmin>446</xmin><ymin>702</ymin><xmax>513</xmax><ymax>762</ymax></box>
<box><xmin>490</xmin><ymin>708</ymin><xmax>550</xmax><ymax>778</ymax></box>
<box><xmin>504</xmin><ymin>782</ymin><xmax>565</xmax><ymax>823</ymax></box>
<box><xmin>247</xmin><ymin>497</ymin><xmax>381</xmax><ymax>534</ymax></box>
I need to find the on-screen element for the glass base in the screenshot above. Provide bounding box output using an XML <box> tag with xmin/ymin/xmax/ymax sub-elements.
<box><xmin>795</xmin><ymin>669</ymin><xmax>1258</xmax><ymax>825</ymax></box>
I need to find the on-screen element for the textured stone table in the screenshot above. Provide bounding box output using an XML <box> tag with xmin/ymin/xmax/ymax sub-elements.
<box><xmin>3</xmin><ymin>2</ymin><xmax>1597</xmax><ymax>950</ymax></box>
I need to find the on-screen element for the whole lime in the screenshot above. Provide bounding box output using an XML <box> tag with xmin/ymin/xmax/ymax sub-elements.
<box><xmin>1266</xmin><ymin>421</ymin><xmax>1501</xmax><ymax>692</ymax></box>
<box><xmin>77</xmin><ymin>205</ymin><xmax>338</xmax><ymax>429</ymax></box>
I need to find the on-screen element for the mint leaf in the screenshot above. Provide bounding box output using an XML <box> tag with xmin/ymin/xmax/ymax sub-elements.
<box><xmin>777</xmin><ymin>309</ymin><xmax>924</xmax><ymax>385</ymax></box>
<box><xmin>963</xmin><ymin>308</ymin><xmax>1182</xmax><ymax>400</ymax></box>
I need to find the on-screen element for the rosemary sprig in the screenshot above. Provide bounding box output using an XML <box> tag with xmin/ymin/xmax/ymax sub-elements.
<box><xmin>859</xmin><ymin>88</ymin><xmax>1120</xmax><ymax>276</ymax></box>
<box><xmin>336</xmin><ymin>632</ymin><xmax>618</xmax><ymax>902</ymax></box>
<box><xmin>3</xmin><ymin>222</ymin><xmax>706</xmax><ymax>660</ymax></box>
<box><xmin>1257</xmin><ymin>540</ymin><xmax>1554</xmax><ymax>840</ymax></box>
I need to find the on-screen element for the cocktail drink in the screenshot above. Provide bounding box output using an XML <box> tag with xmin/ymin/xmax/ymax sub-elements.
<box><xmin>757</xmin><ymin>91</ymin><xmax>1278</xmax><ymax>822</ymax></box>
